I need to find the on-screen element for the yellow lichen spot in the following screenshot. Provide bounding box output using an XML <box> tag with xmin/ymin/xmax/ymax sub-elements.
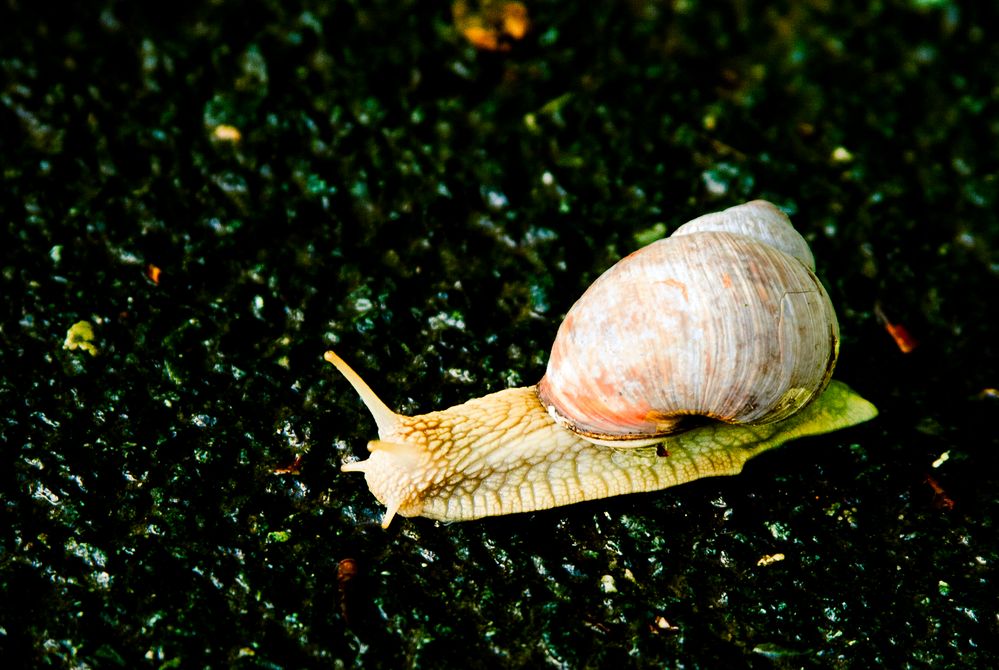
<box><xmin>64</xmin><ymin>320</ymin><xmax>99</xmax><ymax>356</ymax></box>
<box><xmin>830</xmin><ymin>146</ymin><xmax>853</xmax><ymax>163</ymax></box>
<box><xmin>931</xmin><ymin>450</ymin><xmax>950</xmax><ymax>469</ymax></box>
<box><xmin>756</xmin><ymin>553</ymin><xmax>786</xmax><ymax>567</ymax></box>
<box><xmin>213</xmin><ymin>124</ymin><xmax>242</xmax><ymax>142</ymax></box>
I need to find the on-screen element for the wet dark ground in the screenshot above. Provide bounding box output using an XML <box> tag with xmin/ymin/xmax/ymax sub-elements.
<box><xmin>3</xmin><ymin>0</ymin><xmax>998</xmax><ymax>667</ymax></box>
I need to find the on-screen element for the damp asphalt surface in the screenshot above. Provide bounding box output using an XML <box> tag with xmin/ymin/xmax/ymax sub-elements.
<box><xmin>3</xmin><ymin>1</ymin><xmax>998</xmax><ymax>668</ymax></box>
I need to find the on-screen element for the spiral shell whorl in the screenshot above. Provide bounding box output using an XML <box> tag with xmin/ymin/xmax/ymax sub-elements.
<box><xmin>537</xmin><ymin>201</ymin><xmax>838</xmax><ymax>443</ymax></box>
<box><xmin>673</xmin><ymin>200</ymin><xmax>816</xmax><ymax>270</ymax></box>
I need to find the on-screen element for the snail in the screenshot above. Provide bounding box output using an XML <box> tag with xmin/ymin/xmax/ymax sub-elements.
<box><xmin>328</xmin><ymin>200</ymin><xmax>877</xmax><ymax>527</ymax></box>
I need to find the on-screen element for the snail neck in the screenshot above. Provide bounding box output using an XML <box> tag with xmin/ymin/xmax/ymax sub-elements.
<box><xmin>344</xmin><ymin>385</ymin><xmax>580</xmax><ymax>527</ymax></box>
<box><xmin>327</xmin><ymin>351</ymin><xmax>582</xmax><ymax>527</ymax></box>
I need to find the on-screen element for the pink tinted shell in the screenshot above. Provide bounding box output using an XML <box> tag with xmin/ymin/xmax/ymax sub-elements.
<box><xmin>536</xmin><ymin>201</ymin><xmax>839</xmax><ymax>443</ymax></box>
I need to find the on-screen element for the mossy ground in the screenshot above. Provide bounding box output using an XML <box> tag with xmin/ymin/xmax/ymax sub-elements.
<box><xmin>2</xmin><ymin>1</ymin><xmax>997</xmax><ymax>667</ymax></box>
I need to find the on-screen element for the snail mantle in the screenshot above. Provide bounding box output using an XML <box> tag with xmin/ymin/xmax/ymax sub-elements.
<box><xmin>328</xmin><ymin>201</ymin><xmax>877</xmax><ymax>527</ymax></box>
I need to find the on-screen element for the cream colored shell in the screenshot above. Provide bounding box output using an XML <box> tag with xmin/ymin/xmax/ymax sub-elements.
<box><xmin>537</xmin><ymin>201</ymin><xmax>838</xmax><ymax>443</ymax></box>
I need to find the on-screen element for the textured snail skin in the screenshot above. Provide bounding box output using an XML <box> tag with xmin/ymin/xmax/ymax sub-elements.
<box><xmin>328</xmin><ymin>352</ymin><xmax>877</xmax><ymax>527</ymax></box>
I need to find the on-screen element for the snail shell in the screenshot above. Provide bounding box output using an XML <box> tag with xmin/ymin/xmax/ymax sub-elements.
<box><xmin>538</xmin><ymin>200</ymin><xmax>838</xmax><ymax>444</ymax></box>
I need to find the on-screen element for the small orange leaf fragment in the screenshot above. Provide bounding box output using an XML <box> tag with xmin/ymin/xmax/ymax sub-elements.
<box><xmin>924</xmin><ymin>474</ymin><xmax>955</xmax><ymax>510</ymax></box>
<box><xmin>462</xmin><ymin>25</ymin><xmax>503</xmax><ymax>51</ymax></box>
<box><xmin>885</xmin><ymin>322</ymin><xmax>917</xmax><ymax>353</ymax></box>
<box><xmin>453</xmin><ymin>0</ymin><xmax>529</xmax><ymax>52</ymax></box>
<box><xmin>146</xmin><ymin>264</ymin><xmax>162</xmax><ymax>285</ymax></box>
<box><xmin>501</xmin><ymin>2</ymin><xmax>529</xmax><ymax>39</ymax></box>
<box><xmin>874</xmin><ymin>302</ymin><xmax>918</xmax><ymax>353</ymax></box>
<box><xmin>273</xmin><ymin>454</ymin><xmax>303</xmax><ymax>475</ymax></box>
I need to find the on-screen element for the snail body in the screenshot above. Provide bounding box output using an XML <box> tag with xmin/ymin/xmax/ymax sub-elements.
<box><xmin>330</xmin><ymin>201</ymin><xmax>877</xmax><ymax>527</ymax></box>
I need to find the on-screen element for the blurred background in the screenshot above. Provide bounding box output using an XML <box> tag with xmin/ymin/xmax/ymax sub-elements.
<box><xmin>2</xmin><ymin>0</ymin><xmax>997</xmax><ymax>667</ymax></box>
